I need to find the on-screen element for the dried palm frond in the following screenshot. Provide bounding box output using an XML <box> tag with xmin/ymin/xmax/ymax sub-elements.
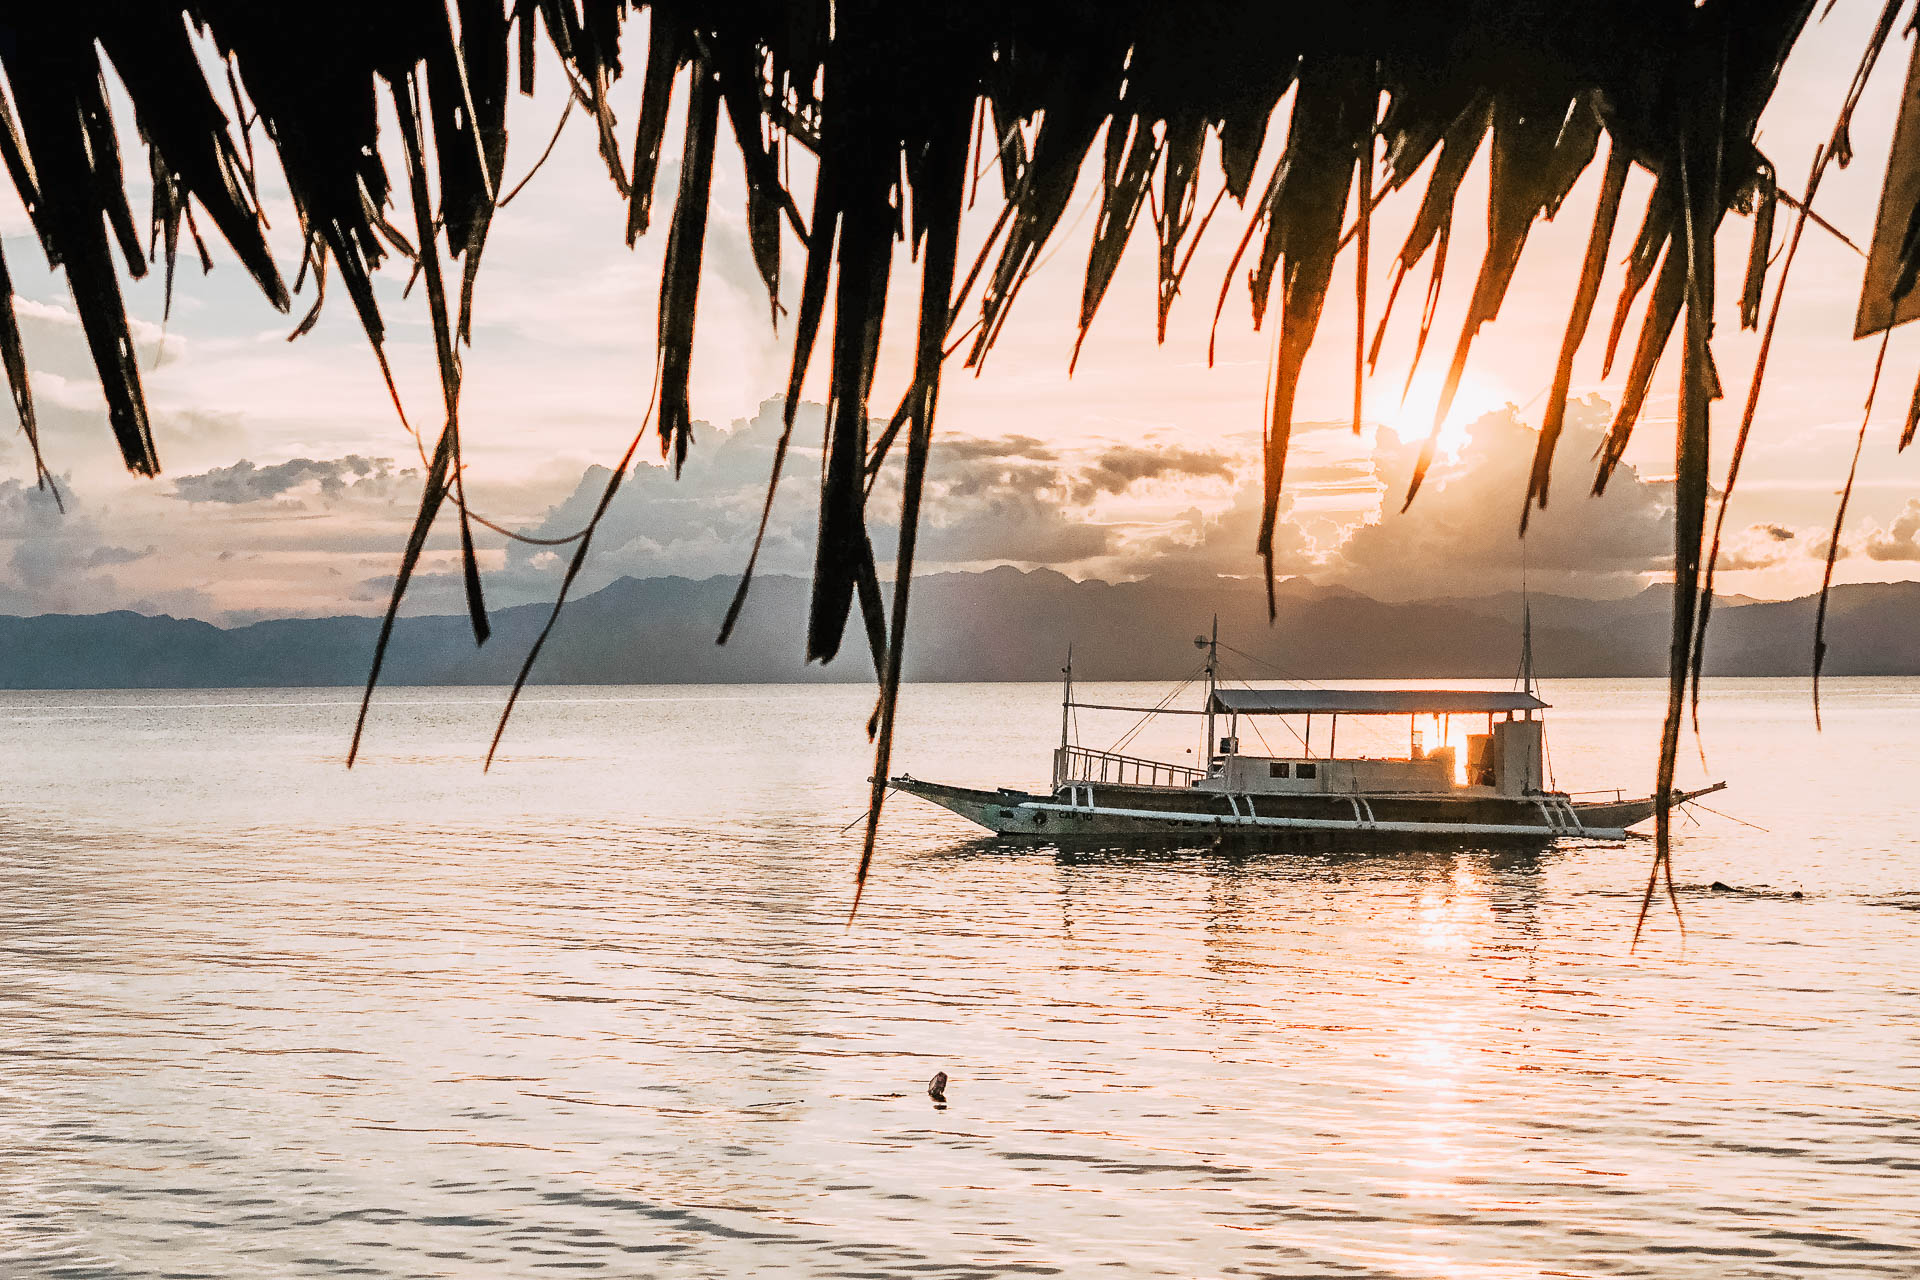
<box><xmin>4</xmin><ymin>0</ymin><xmax>1912</xmax><ymax>919</ymax></box>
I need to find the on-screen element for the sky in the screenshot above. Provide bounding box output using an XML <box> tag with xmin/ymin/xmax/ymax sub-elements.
<box><xmin>7</xmin><ymin>5</ymin><xmax>1920</xmax><ymax>625</ymax></box>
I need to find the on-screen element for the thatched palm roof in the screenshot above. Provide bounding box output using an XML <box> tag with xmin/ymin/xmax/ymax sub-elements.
<box><xmin>1</xmin><ymin>2</ymin><xmax>1913</xmax><ymax>915</ymax></box>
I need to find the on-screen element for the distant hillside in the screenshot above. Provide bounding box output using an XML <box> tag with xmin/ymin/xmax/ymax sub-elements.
<box><xmin>0</xmin><ymin>571</ymin><xmax>1916</xmax><ymax>688</ymax></box>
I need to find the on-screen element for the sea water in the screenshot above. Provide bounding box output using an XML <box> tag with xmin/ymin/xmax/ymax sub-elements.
<box><xmin>1</xmin><ymin>678</ymin><xmax>1915</xmax><ymax>1278</ymax></box>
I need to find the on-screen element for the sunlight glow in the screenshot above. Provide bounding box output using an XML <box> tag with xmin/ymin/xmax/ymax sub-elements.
<box><xmin>1381</xmin><ymin>366</ymin><xmax>1515</xmax><ymax>462</ymax></box>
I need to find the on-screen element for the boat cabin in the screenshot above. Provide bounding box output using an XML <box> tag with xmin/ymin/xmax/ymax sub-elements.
<box><xmin>1198</xmin><ymin>689</ymin><xmax>1547</xmax><ymax>798</ymax></box>
<box><xmin>1052</xmin><ymin>686</ymin><xmax>1549</xmax><ymax>800</ymax></box>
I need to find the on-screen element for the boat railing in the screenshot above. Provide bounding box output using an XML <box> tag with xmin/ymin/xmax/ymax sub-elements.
<box><xmin>1565</xmin><ymin>788</ymin><xmax>1628</xmax><ymax>802</ymax></box>
<box><xmin>1054</xmin><ymin>745</ymin><xmax>1207</xmax><ymax>791</ymax></box>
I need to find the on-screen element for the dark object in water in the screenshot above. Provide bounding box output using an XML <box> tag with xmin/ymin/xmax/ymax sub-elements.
<box><xmin>927</xmin><ymin>1071</ymin><xmax>948</xmax><ymax>1103</ymax></box>
<box><xmin>1710</xmin><ymin>881</ymin><xmax>1736</xmax><ymax>892</ymax></box>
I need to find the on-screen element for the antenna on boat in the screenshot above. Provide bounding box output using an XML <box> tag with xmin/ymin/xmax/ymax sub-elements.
<box><xmin>1516</xmin><ymin>535</ymin><xmax>1555</xmax><ymax>789</ymax></box>
<box><xmin>1518</xmin><ymin>538</ymin><xmax>1536</xmax><ymax>696</ymax></box>
<box><xmin>1196</xmin><ymin>615</ymin><xmax>1218</xmax><ymax>768</ymax></box>
<box><xmin>1060</xmin><ymin>644</ymin><xmax>1074</xmax><ymax>754</ymax></box>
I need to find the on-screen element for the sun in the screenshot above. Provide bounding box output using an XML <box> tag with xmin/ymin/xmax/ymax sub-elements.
<box><xmin>1380</xmin><ymin>365</ymin><xmax>1514</xmax><ymax>461</ymax></box>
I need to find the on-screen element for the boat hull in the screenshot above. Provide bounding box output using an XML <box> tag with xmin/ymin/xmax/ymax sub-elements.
<box><xmin>889</xmin><ymin>777</ymin><xmax>1726</xmax><ymax>844</ymax></box>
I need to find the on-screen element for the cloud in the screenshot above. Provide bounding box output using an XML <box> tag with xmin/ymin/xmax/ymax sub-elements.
<box><xmin>1110</xmin><ymin>396</ymin><xmax>1671</xmax><ymax>596</ymax></box>
<box><xmin>84</xmin><ymin>544</ymin><xmax>153</xmax><ymax>569</ymax></box>
<box><xmin>1325</xmin><ymin>397</ymin><xmax>1673</xmax><ymax>599</ymax></box>
<box><xmin>482</xmin><ymin>396</ymin><xmax>1679</xmax><ymax>601</ymax></box>
<box><xmin>170</xmin><ymin>455</ymin><xmax>411</xmax><ymax>506</ymax></box>
<box><xmin>938</xmin><ymin>435</ymin><xmax>1060</xmax><ymax>464</ymax></box>
<box><xmin>493</xmin><ymin>400</ymin><xmax>826</xmax><ymax>595</ymax></box>
<box><xmin>11</xmin><ymin>296</ymin><xmax>184</xmax><ymax>382</ymax></box>
<box><xmin>1864</xmin><ymin>499</ymin><xmax>1920</xmax><ymax>561</ymax></box>
<box><xmin>1123</xmin><ymin>485</ymin><xmax>1320</xmax><ymax>582</ymax></box>
<box><xmin>1068</xmin><ymin>445</ymin><xmax>1234</xmax><ymax>503</ymax></box>
<box><xmin>908</xmin><ymin>433</ymin><xmax>1160</xmax><ymax>565</ymax></box>
<box><xmin>0</xmin><ymin>478</ymin><xmax>211</xmax><ymax>617</ymax></box>
<box><xmin>1807</xmin><ymin>534</ymin><xmax>1851</xmax><ymax>563</ymax></box>
<box><xmin>484</xmin><ymin>398</ymin><xmax>1223</xmax><ymax>600</ymax></box>
<box><xmin>0</xmin><ymin>477</ymin><xmax>68</xmax><ymax>539</ymax></box>
<box><xmin>1710</xmin><ymin>523</ymin><xmax>1805</xmax><ymax>572</ymax></box>
<box><xmin>918</xmin><ymin>465</ymin><xmax>1117</xmax><ymax>564</ymax></box>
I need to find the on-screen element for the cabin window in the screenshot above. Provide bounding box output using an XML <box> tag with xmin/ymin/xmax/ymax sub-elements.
<box><xmin>1269</xmin><ymin>762</ymin><xmax>1290</xmax><ymax>779</ymax></box>
<box><xmin>1296</xmin><ymin>762</ymin><xmax>1318</xmax><ymax>780</ymax></box>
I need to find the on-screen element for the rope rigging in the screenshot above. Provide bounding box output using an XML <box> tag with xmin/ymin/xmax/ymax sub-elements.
<box><xmin>1217</xmin><ymin>642</ymin><xmax>1323</xmax><ymax>690</ymax></box>
<box><xmin>1105</xmin><ymin>661</ymin><xmax>1206</xmax><ymax>756</ymax></box>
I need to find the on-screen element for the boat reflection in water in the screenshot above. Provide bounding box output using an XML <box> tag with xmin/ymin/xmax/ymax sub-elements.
<box><xmin>892</xmin><ymin>623</ymin><xmax>1722</xmax><ymax>847</ymax></box>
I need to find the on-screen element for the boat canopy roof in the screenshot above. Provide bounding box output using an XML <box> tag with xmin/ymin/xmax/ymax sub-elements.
<box><xmin>1208</xmin><ymin>688</ymin><xmax>1548</xmax><ymax>716</ymax></box>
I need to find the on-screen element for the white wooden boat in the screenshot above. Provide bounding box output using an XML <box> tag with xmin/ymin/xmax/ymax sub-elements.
<box><xmin>891</xmin><ymin>626</ymin><xmax>1723</xmax><ymax>846</ymax></box>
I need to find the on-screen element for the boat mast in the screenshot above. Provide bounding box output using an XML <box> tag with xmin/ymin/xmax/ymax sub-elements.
<box><xmin>1518</xmin><ymin>540</ymin><xmax>1536</xmax><ymax>696</ymax></box>
<box><xmin>1200</xmin><ymin>615</ymin><xmax>1219</xmax><ymax>766</ymax></box>
<box><xmin>1520</xmin><ymin>597</ymin><xmax>1536</xmax><ymax>695</ymax></box>
<box><xmin>1060</xmin><ymin>644</ymin><xmax>1074</xmax><ymax>753</ymax></box>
